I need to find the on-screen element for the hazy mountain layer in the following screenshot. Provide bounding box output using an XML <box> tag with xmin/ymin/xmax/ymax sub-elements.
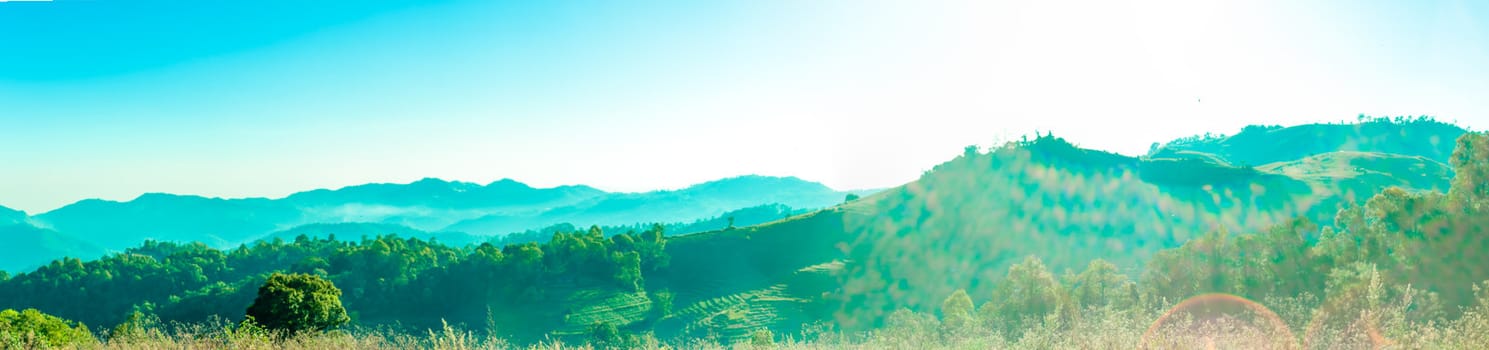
<box><xmin>6</xmin><ymin>176</ymin><xmax>862</xmax><ymax>268</ymax></box>
<box><xmin>0</xmin><ymin>224</ymin><xmax>105</xmax><ymax>272</ymax></box>
<box><xmin>0</xmin><ymin>121</ymin><xmax>1472</xmax><ymax>345</ymax></box>
<box><xmin>0</xmin><ymin>205</ymin><xmax>26</xmax><ymax>225</ymax></box>
<box><xmin>443</xmin><ymin>176</ymin><xmax>861</xmax><ymax>234</ymax></box>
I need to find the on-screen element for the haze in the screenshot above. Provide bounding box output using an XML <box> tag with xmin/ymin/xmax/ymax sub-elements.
<box><xmin>2</xmin><ymin>0</ymin><xmax>1486</xmax><ymax>213</ymax></box>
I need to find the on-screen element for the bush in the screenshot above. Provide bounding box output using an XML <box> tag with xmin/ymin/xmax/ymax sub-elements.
<box><xmin>0</xmin><ymin>308</ymin><xmax>94</xmax><ymax>348</ymax></box>
<box><xmin>940</xmin><ymin>289</ymin><xmax>975</xmax><ymax>334</ymax></box>
<box><xmin>751</xmin><ymin>329</ymin><xmax>774</xmax><ymax>347</ymax></box>
<box><xmin>245</xmin><ymin>273</ymin><xmax>350</xmax><ymax>334</ymax></box>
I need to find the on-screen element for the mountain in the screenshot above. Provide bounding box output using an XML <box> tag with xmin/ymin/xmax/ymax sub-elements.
<box><xmin>0</xmin><ymin>223</ymin><xmax>105</xmax><ymax>273</ymax></box>
<box><xmin>646</xmin><ymin>130</ymin><xmax>1461</xmax><ymax>341</ymax></box>
<box><xmin>284</xmin><ymin>178</ymin><xmax>604</xmax><ymax>209</ymax></box>
<box><xmin>442</xmin><ymin>176</ymin><xmax>861</xmax><ymax>235</ymax></box>
<box><xmin>0</xmin><ymin>121</ymin><xmax>1471</xmax><ymax>344</ymax></box>
<box><xmin>0</xmin><ymin>205</ymin><xmax>25</xmax><ymax>225</ymax></box>
<box><xmin>34</xmin><ymin>194</ymin><xmax>303</xmax><ymax>250</ymax></box>
<box><xmin>22</xmin><ymin>176</ymin><xmax>863</xmax><ymax>255</ymax></box>
<box><xmin>256</xmin><ymin>222</ymin><xmax>486</xmax><ymax>247</ymax></box>
<box><xmin>1151</xmin><ymin>118</ymin><xmax>1467</xmax><ymax>166</ymax></box>
<box><xmin>484</xmin><ymin>203</ymin><xmax>810</xmax><ymax>246</ymax></box>
<box><xmin>284</xmin><ymin>178</ymin><xmax>606</xmax><ymax>230</ymax></box>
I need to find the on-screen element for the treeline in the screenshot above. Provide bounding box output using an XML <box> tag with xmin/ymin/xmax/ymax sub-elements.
<box><xmin>0</xmin><ymin>224</ymin><xmax>669</xmax><ymax>340</ymax></box>
<box><xmin>2</xmin><ymin>133</ymin><xmax>1487</xmax><ymax>348</ymax></box>
<box><xmin>845</xmin><ymin>132</ymin><xmax>1489</xmax><ymax>347</ymax></box>
<box><xmin>488</xmin><ymin>203</ymin><xmax>803</xmax><ymax>246</ymax></box>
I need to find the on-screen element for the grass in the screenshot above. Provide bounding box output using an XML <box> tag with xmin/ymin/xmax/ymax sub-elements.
<box><xmin>17</xmin><ymin>297</ymin><xmax>1489</xmax><ymax>349</ymax></box>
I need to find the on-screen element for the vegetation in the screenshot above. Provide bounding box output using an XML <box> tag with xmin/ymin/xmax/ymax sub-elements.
<box><xmin>1152</xmin><ymin>115</ymin><xmax>1466</xmax><ymax>166</ymax></box>
<box><xmin>246</xmin><ymin>273</ymin><xmax>350</xmax><ymax>333</ymax></box>
<box><xmin>0</xmin><ymin>123</ymin><xmax>1486</xmax><ymax>348</ymax></box>
<box><xmin>0</xmin><ymin>225</ymin><xmax>667</xmax><ymax>343</ymax></box>
<box><xmin>0</xmin><ymin>308</ymin><xmax>93</xmax><ymax>348</ymax></box>
<box><xmin>3</xmin><ymin>175</ymin><xmax>856</xmax><ymax>271</ymax></box>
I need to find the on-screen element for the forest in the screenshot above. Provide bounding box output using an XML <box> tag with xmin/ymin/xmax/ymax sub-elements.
<box><xmin>2</xmin><ymin>125</ymin><xmax>1488</xmax><ymax>349</ymax></box>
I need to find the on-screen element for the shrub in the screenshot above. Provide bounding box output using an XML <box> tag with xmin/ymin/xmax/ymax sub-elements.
<box><xmin>0</xmin><ymin>308</ymin><xmax>94</xmax><ymax>348</ymax></box>
<box><xmin>245</xmin><ymin>273</ymin><xmax>350</xmax><ymax>334</ymax></box>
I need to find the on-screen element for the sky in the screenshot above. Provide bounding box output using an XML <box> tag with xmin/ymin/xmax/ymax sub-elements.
<box><xmin>1</xmin><ymin>0</ymin><xmax>1486</xmax><ymax>214</ymax></box>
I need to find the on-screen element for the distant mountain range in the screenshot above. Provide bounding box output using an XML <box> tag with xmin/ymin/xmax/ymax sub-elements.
<box><xmin>1</xmin><ymin>118</ymin><xmax>1467</xmax><ymax>278</ymax></box>
<box><xmin>0</xmin><ymin>118</ymin><xmax>1473</xmax><ymax>343</ymax></box>
<box><xmin>0</xmin><ymin>204</ymin><xmax>25</xmax><ymax>225</ymax></box>
<box><xmin>1</xmin><ymin>175</ymin><xmax>871</xmax><ymax>272</ymax></box>
<box><xmin>256</xmin><ymin>203</ymin><xmax>810</xmax><ymax>248</ymax></box>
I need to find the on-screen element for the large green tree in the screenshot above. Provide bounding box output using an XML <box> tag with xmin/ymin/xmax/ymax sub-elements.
<box><xmin>0</xmin><ymin>308</ymin><xmax>93</xmax><ymax>348</ymax></box>
<box><xmin>939</xmin><ymin>289</ymin><xmax>975</xmax><ymax>333</ymax></box>
<box><xmin>981</xmin><ymin>256</ymin><xmax>1067</xmax><ymax>337</ymax></box>
<box><xmin>244</xmin><ymin>273</ymin><xmax>349</xmax><ymax>333</ymax></box>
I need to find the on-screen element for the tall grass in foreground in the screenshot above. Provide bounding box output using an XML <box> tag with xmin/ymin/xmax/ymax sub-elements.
<box><xmin>13</xmin><ymin>298</ymin><xmax>1489</xmax><ymax>350</ymax></box>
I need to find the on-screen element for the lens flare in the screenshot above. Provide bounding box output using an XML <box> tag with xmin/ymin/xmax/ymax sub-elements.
<box><xmin>1140</xmin><ymin>293</ymin><xmax>1296</xmax><ymax>349</ymax></box>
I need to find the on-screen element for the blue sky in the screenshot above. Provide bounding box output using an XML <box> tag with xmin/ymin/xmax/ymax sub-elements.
<box><xmin>1</xmin><ymin>0</ymin><xmax>1486</xmax><ymax>213</ymax></box>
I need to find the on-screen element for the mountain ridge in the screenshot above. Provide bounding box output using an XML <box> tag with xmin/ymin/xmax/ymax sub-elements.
<box><xmin>16</xmin><ymin>175</ymin><xmax>866</xmax><ymax>258</ymax></box>
<box><xmin>645</xmin><ymin>122</ymin><xmax>1467</xmax><ymax>337</ymax></box>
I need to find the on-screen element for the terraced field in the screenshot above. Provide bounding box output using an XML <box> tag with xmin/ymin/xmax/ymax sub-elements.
<box><xmin>655</xmin><ymin>261</ymin><xmax>843</xmax><ymax>344</ymax></box>
<box><xmin>551</xmin><ymin>290</ymin><xmax>654</xmax><ymax>336</ymax></box>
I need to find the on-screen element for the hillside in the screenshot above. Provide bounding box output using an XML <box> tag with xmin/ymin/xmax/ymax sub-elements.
<box><xmin>34</xmin><ymin>194</ymin><xmax>304</xmax><ymax>250</ymax></box>
<box><xmin>251</xmin><ymin>203</ymin><xmax>810</xmax><ymax>248</ymax></box>
<box><xmin>0</xmin><ymin>224</ymin><xmax>105</xmax><ymax>273</ymax></box>
<box><xmin>1151</xmin><ymin>118</ymin><xmax>1466</xmax><ymax>166</ymax></box>
<box><xmin>283</xmin><ymin>178</ymin><xmax>605</xmax><ymax>209</ymax></box>
<box><xmin>0</xmin><ymin>205</ymin><xmax>24</xmax><ymax>225</ymax></box>
<box><xmin>22</xmin><ymin>176</ymin><xmax>860</xmax><ymax>256</ymax></box>
<box><xmin>485</xmin><ymin>203</ymin><xmax>810</xmax><ymax>246</ymax></box>
<box><xmin>284</xmin><ymin>178</ymin><xmax>606</xmax><ymax>230</ymax></box>
<box><xmin>254</xmin><ymin>222</ymin><xmax>487</xmax><ymax>247</ymax></box>
<box><xmin>646</xmin><ymin>132</ymin><xmax>1460</xmax><ymax>340</ymax></box>
<box><xmin>442</xmin><ymin>176</ymin><xmax>859</xmax><ymax>235</ymax></box>
<box><xmin>0</xmin><ymin>125</ymin><xmax>1477</xmax><ymax>347</ymax></box>
<box><xmin>1258</xmin><ymin>151</ymin><xmax>1453</xmax><ymax>200</ymax></box>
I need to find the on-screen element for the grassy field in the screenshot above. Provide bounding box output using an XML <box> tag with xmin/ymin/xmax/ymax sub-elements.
<box><xmin>16</xmin><ymin>294</ymin><xmax>1489</xmax><ymax>349</ymax></box>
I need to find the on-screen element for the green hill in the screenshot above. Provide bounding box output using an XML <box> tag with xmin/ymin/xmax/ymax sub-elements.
<box><xmin>1152</xmin><ymin>117</ymin><xmax>1466</xmax><ymax>166</ymax></box>
<box><xmin>254</xmin><ymin>222</ymin><xmax>486</xmax><ymax>246</ymax></box>
<box><xmin>0</xmin><ymin>224</ymin><xmax>105</xmax><ymax>273</ymax></box>
<box><xmin>1258</xmin><ymin>151</ymin><xmax>1453</xmax><ymax>201</ymax></box>
<box><xmin>443</xmin><ymin>176</ymin><xmax>862</xmax><ymax>235</ymax></box>
<box><xmin>0</xmin><ymin>122</ymin><xmax>1470</xmax><ymax>347</ymax></box>
<box><xmin>488</xmin><ymin>203</ymin><xmax>810</xmax><ymax>246</ymax></box>
<box><xmin>648</xmin><ymin>132</ymin><xmax>1457</xmax><ymax>338</ymax></box>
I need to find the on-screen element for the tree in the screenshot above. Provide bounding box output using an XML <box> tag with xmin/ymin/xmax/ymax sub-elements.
<box><xmin>612</xmin><ymin>251</ymin><xmax>643</xmax><ymax>291</ymax></box>
<box><xmin>751</xmin><ymin>329</ymin><xmax>774</xmax><ymax>347</ymax></box>
<box><xmin>588</xmin><ymin>320</ymin><xmax>628</xmax><ymax>348</ymax></box>
<box><xmin>0</xmin><ymin>308</ymin><xmax>93</xmax><ymax>348</ymax></box>
<box><xmin>1450</xmin><ymin>132</ymin><xmax>1489</xmax><ymax>204</ymax></box>
<box><xmin>244</xmin><ymin>273</ymin><xmax>349</xmax><ymax>333</ymax></box>
<box><xmin>109</xmin><ymin>310</ymin><xmax>159</xmax><ymax>341</ymax></box>
<box><xmin>940</xmin><ymin>289</ymin><xmax>975</xmax><ymax>333</ymax></box>
<box><xmin>844</xmin><ymin>193</ymin><xmax>861</xmax><ymax>203</ymax></box>
<box><xmin>982</xmin><ymin>256</ymin><xmax>1067</xmax><ymax>337</ymax></box>
<box><xmin>651</xmin><ymin>290</ymin><xmax>674</xmax><ymax>318</ymax></box>
<box><xmin>1068</xmin><ymin>259</ymin><xmax>1135</xmax><ymax>309</ymax></box>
